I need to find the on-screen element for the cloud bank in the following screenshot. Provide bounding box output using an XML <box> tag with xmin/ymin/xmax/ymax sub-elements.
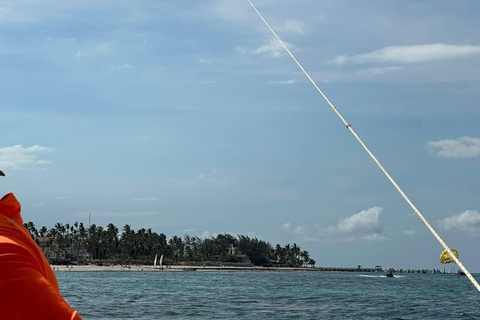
<box><xmin>336</xmin><ymin>206</ymin><xmax>382</xmax><ymax>233</ymax></box>
<box><xmin>439</xmin><ymin>210</ymin><xmax>480</xmax><ymax>232</ymax></box>
<box><xmin>253</xmin><ymin>37</ymin><xmax>294</xmax><ymax>58</ymax></box>
<box><xmin>0</xmin><ymin>145</ymin><xmax>52</xmax><ymax>169</ymax></box>
<box><xmin>327</xmin><ymin>207</ymin><xmax>385</xmax><ymax>241</ymax></box>
<box><xmin>427</xmin><ymin>136</ymin><xmax>480</xmax><ymax>158</ymax></box>
<box><xmin>332</xmin><ymin>44</ymin><xmax>480</xmax><ymax>65</ymax></box>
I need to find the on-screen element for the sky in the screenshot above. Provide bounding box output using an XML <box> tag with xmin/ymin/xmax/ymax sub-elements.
<box><xmin>0</xmin><ymin>0</ymin><xmax>480</xmax><ymax>272</ymax></box>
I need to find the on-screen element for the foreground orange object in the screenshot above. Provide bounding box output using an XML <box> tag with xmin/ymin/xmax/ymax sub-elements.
<box><xmin>0</xmin><ymin>192</ymin><xmax>82</xmax><ymax>320</ymax></box>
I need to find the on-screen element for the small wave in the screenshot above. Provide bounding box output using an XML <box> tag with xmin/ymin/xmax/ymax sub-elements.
<box><xmin>270</xmin><ymin>306</ymin><xmax>312</xmax><ymax>311</ymax></box>
<box><xmin>359</xmin><ymin>274</ymin><xmax>406</xmax><ymax>278</ymax></box>
<box><xmin>269</xmin><ymin>305</ymin><xmax>332</xmax><ymax>312</ymax></box>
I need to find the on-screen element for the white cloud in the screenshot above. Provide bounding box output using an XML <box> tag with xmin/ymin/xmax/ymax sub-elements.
<box><xmin>330</xmin><ymin>54</ymin><xmax>347</xmax><ymax>65</ymax></box>
<box><xmin>427</xmin><ymin>136</ymin><xmax>480</xmax><ymax>158</ymax></box>
<box><xmin>293</xmin><ymin>226</ymin><xmax>306</xmax><ymax>234</ymax></box>
<box><xmin>32</xmin><ymin>202</ymin><xmax>45</xmax><ymax>207</ymax></box>
<box><xmin>270</xmin><ymin>79</ymin><xmax>296</xmax><ymax>85</ymax></box>
<box><xmin>109</xmin><ymin>64</ymin><xmax>132</xmax><ymax>72</ymax></box>
<box><xmin>46</xmin><ymin>37</ymin><xmax>75</xmax><ymax>43</ymax></box>
<box><xmin>282</xmin><ymin>221</ymin><xmax>306</xmax><ymax>235</ymax></box>
<box><xmin>235</xmin><ymin>46</ymin><xmax>247</xmax><ymax>54</ymax></box>
<box><xmin>253</xmin><ymin>37</ymin><xmax>294</xmax><ymax>58</ymax></box>
<box><xmin>132</xmin><ymin>197</ymin><xmax>158</xmax><ymax>202</ymax></box>
<box><xmin>0</xmin><ymin>145</ymin><xmax>52</xmax><ymax>169</ymax></box>
<box><xmin>439</xmin><ymin>210</ymin><xmax>480</xmax><ymax>232</ymax></box>
<box><xmin>198</xmin><ymin>58</ymin><xmax>212</xmax><ymax>64</ymax></box>
<box><xmin>324</xmin><ymin>207</ymin><xmax>386</xmax><ymax>241</ymax></box>
<box><xmin>336</xmin><ymin>206</ymin><xmax>382</xmax><ymax>233</ymax></box>
<box><xmin>403</xmin><ymin>230</ymin><xmax>416</xmax><ymax>235</ymax></box>
<box><xmin>138</xmin><ymin>135</ymin><xmax>152</xmax><ymax>141</ymax></box>
<box><xmin>73</xmin><ymin>43</ymin><xmax>111</xmax><ymax>59</ymax></box>
<box><xmin>361</xmin><ymin>233</ymin><xmax>387</xmax><ymax>241</ymax></box>
<box><xmin>275</xmin><ymin>20</ymin><xmax>306</xmax><ymax>35</ymax></box>
<box><xmin>355</xmin><ymin>66</ymin><xmax>403</xmax><ymax>77</ymax></box>
<box><xmin>95</xmin><ymin>43</ymin><xmax>109</xmax><ymax>53</ymax></box>
<box><xmin>36</xmin><ymin>160</ymin><xmax>52</xmax><ymax>165</ymax></box>
<box><xmin>332</xmin><ymin>44</ymin><xmax>480</xmax><ymax>65</ymax></box>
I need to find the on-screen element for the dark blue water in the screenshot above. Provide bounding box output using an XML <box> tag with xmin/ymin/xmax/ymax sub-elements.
<box><xmin>57</xmin><ymin>271</ymin><xmax>480</xmax><ymax>319</ymax></box>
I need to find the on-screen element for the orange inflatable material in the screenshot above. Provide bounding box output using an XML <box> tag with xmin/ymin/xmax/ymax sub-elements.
<box><xmin>0</xmin><ymin>192</ymin><xmax>82</xmax><ymax>320</ymax></box>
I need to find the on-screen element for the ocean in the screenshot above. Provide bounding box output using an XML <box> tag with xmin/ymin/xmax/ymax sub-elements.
<box><xmin>57</xmin><ymin>271</ymin><xmax>480</xmax><ymax>319</ymax></box>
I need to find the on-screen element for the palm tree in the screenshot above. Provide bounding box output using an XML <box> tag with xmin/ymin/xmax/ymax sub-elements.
<box><xmin>300</xmin><ymin>250</ymin><xmax>310</xmax><ymax>267</ymax></box>
<box><xmin>119</xmin><ymin>224</ymin><xmax>136</xmax><ymax>260</ymax></box>
<box><xmin>169</xmin><ymin>235</ymin><xmax>184</xmax><ymax>261</ymax></box>
<box><xmin>39</xmin><ymin>226</ymin><xmax>48</xmax><ymax>237</ymax></box>
<box><xmin>106</xmin><ymin>223</ymin><xmax>119</xmax><ymax>260</ymax></box>
<box><xmin>273</xmin><ymin>244</ymin><xmax>282</xmax><ymax>263</ymax></box>
<box><xmin>24</xmin><ymin>221</ymin><xmax>38</xmax><ymax>239</ymax></box>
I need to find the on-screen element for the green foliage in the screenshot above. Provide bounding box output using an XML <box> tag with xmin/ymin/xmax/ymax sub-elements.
<box><xmin>25</xmin><ymin>221</ymin><xmax>315</xmax><ymax>267</ymax></box>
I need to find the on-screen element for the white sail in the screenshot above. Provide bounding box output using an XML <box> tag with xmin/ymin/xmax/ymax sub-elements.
<box><xmin>159</xmin><ymin>254</ymin><xmax>164</xmax><ymax>267</ymax></box>
<box><xmin>154</xmin><ymin>254</ymin><xmax>157</xmax><ymax>267</ymax></box>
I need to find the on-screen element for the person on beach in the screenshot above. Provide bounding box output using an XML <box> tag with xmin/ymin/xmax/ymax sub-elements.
<box><xmin>0</xmin><ymin>191</ymin><xmax>83</xmax><ymax>319</ymax></box>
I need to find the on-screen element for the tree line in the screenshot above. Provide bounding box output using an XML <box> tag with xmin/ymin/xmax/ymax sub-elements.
<box><xmin>23</xmin><ymin>221</ymin><xmax>316</xmax><ymax>267</ymax></box>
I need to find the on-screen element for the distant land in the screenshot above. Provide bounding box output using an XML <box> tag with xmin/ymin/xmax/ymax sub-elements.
<box><xmin>24</xmin><ymin>221</ymin><xmax>315</xmax><ymax>268</ymax></box>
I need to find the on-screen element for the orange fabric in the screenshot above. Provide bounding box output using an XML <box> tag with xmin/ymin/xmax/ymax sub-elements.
<box><xmin>0</xmin><ymin>192</ymin><xmax>82</xmax><ymax>320</ymax></box>
<box><xmin>0</xmin><ymin>192</ymin><xmax>23</xmax><ymax>226</ymax></box>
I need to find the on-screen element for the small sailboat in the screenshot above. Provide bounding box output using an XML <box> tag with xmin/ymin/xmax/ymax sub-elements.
<box><xmin>153</xmin><ymin>254</ymin><xmax>157</xmax><ymax>267</ymax></box>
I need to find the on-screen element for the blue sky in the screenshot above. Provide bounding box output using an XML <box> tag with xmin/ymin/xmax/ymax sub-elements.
<box><xmin>1</xmin><ymin>0</ymin><xmax>480</xmax><ymax>271</ymax></box>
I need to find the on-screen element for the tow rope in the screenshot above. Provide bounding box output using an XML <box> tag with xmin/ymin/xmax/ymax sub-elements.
<box><xmin>247</xmin><ymin>0</ymin><xmax>480</xmax><ymax>292</ymax></box>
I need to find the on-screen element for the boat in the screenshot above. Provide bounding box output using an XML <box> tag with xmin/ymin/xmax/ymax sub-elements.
<box><xmin>385</xmin><ymin>269</ymin><xmax>394</xmax><ymax>277</ymax></box>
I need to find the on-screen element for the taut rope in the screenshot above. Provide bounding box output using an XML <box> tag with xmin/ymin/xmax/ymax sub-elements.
<box><xmin>247</xmin><ymin>0</ymin><xmax>480</xmax><ymax>292</ymax></box>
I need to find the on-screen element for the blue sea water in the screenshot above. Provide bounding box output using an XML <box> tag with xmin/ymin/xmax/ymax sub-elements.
<box><xmin>57</xmin><ymin>271</ymin><xmax>480</xmax><ymax>319</ymax></box>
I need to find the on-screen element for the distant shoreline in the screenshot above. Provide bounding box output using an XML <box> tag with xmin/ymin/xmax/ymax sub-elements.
<box><xmin>51</xmin><ymin>264</ymin><xmax>447</xmax><ymax>274</ymax></box>
<box><xmin>51</xmin><ymin>264</ymin><xmax>319</xmax><ymax>272</ymax></box>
